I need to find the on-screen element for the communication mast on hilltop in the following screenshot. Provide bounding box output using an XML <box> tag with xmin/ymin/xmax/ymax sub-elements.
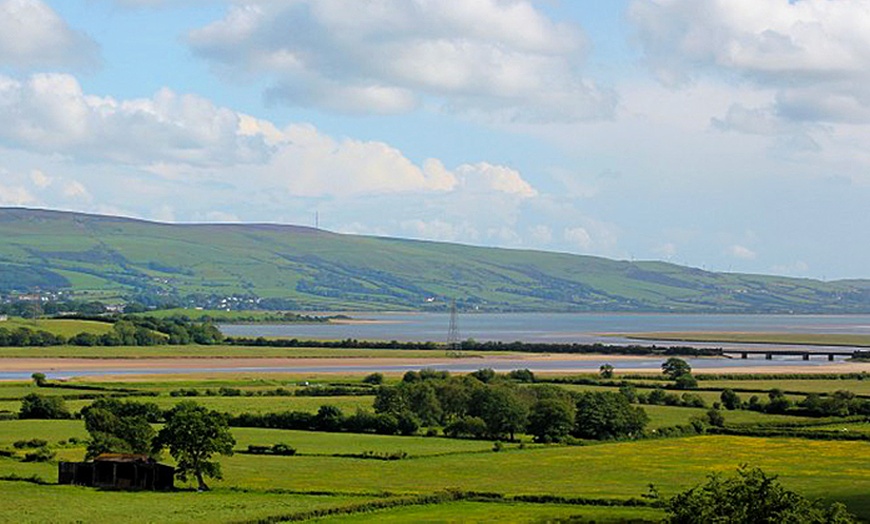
<box><xmin>447</xmin><ymin>299</ymin><xmax>460</xmax><ymax>354</ymax></box>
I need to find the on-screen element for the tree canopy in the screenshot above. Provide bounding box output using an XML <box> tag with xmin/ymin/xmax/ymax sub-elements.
<box><xmin>664</xmin><ymin>466</ymin><xmax>856</xmax><ymax>523</ymax></box>
<box><xmin>662</xmin><ymin>357</ymin><xmax>693</xmax><ymax>380</ymax></box>
<box><xmin>573</xmin><ymin>391</ymin><xmax>648</xmax><ymax>440</ymax></box>
<box><xmin>153</xmin><ymin>401</ymin><xmax>235</xmax><ymax>491</ymax></box>
<box><xmin>82</xmin><ymin>399</ymin><xmax>161</xmax><ymax>459</ymax></box>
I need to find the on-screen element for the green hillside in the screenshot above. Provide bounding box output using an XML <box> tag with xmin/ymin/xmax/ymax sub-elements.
<box><xmin>1</xmin><ymin>207</ymin><xmax>869</xmax><ymax>312</ymax></box>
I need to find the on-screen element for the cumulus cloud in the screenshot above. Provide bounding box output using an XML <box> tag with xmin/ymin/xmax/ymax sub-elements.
<box><xmin>630</xmin><ymin>0</ymin><xmax>870</xmax><ymax>125</ymax></box>
<box><xmin>729</xmin><ymin>244</ymin><xmax>757</xmax><ymax>260</ymax></box>
<box><xmin>0</xmin><ymin>73</ymin><xmax>273</xmax><ymax>166</ymax></box>
<box><xmin>0</xmin><ymin>183</ymin><xmax>36</xmax><ymax>205</ymax></box>
<box><xmin>188</xmin><ymin>0</ymin><xmax>616</xmax><ymax>122</ymax></box>
<box><xmin>0</xmin><ymin>73</ymin><xmax>537</xmax><ymax>201</ymax></box>
<box><xmin>0</xmin><ymin>0</ymin><xmax>100</xmax><ymax>70</ymax></box>
<box><xmin>260</xmin><ymin>124</ymin><xmax>458</xmax><ymax>196</ymax></box>
<box><xmin>455</xmin><ymin>163</ymin><xmax>537</xmax><ymax>198</ymax></box>
<box><xmin>564</xmin><ymin>226</ymin><xmax>593</xmax><ymax>250</ymax></box>
<box><xmin>29</xmin><ymin>169</ymin><xmax>52</xmax><ymax>188</ymax></box>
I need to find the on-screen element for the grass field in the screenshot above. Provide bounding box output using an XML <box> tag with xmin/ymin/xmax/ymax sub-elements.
<box><xmin>640</xmin><ymin>404</ymin><xmax>817</xmax><ymax>429</ymax></box>
<box><xmin>627</xmin><ymin>331</ymin><xmax>870</xmax><ymax>348</ymax></box>
<box><xmin>211</xmin><ymin>435</ymin><xmax>870</xmax><ymax>517</ymax></box>
<box><xmin>311</xmin><ymin>501</ymin><xmax>666</xmax><ymax>523</ymax></box>
<box><xmin>1</xmin><ymin>369</ymin><xmax>869</xmax><ymax>522</ymax></box>
<box><xmin>0</xmin><ymin>318</ymin><xmax>113</xmax><ymax>337</ymax></box>
<box><xmin>699</xmin><ymin>379</ymin><xmax>870</xmax><ymax>396</ymax></box>
<box><xmin>0</xmin><ymin>481</ymin><xmax>378</xmax><ymax>524</ymax></box>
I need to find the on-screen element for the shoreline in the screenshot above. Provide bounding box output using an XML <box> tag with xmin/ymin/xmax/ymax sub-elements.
<box><xmin>1</xmin><ymin>354</ymin><xmax>867</xmax><ymax>379</ymax></box>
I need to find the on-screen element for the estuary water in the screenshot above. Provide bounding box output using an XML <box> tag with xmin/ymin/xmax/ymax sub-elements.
<box><xmin>4</xmin><ymin>313</ymin><xmax>867</xmax><ymax>380</ymax></box>
<box><xmin>220</xmin><ymin>312</ymin><xmax>870</xmax><ymax>345</ymax></box>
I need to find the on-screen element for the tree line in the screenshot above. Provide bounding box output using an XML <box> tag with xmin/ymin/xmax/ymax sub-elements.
<box><xmin>0</xmin><ymin>316</ymin><xmax>223</xmax><ymax>347</ymax></box>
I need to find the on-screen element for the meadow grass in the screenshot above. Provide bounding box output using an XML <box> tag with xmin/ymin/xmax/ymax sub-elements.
<box><xmin>699</xmin><ymin>379</ymin><xmax>870</xmax><ymax>396</ymax></box>
<box><xmin>311</xmin><ymin>501</ymin><xmax>665</xmax><ymax>523</ymax></box>
<box><xmin>0</xmin><ymin>382</ymin><xmax>108</xmax><ymax>399</ymax></box>
<box><xmin>1</xmin><ymin>372</ymin><xmax>868</xmax><ymax>521</ymax></box>
<box><xmin>799</xmin><ymin>422</ymin><xmax>870</xmax><ymax>435</ymax></box>
<box><xmin>230</xmin><ymin>427</ymin><xmax>498</xmax><ymax>456</ymax></box>
<box><xmin>556</xmin><ymin>383</ymin><xmax>806</xmax><ymax>406</ymax></box>
<box><xmin>640</xmin><ymin>404</ymin><xmax>816</xmax><ymax>429</ymax></box>
<box><xmin>0</xmin><ymin>318</ymin><xmax>113</xmax><ymax>337</ymax></box>
<box><xmin>0</xmin><ymin>481</ymin><xmax>379</xmax><ymax>524</ymax></box>
<box><xmin>627</xmin><ymin>331</ymin><xmax>870</xmax><ymax>348</ymax></box>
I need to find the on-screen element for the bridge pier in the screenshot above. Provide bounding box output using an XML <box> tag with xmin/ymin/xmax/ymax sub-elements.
<box><xmin>802</xmin><ymin>354</ymin><xmax>810</xmax><ymax>361</ymax></box>
<box><xmin>765</xmin><ymin>353</ymin><xmax>772</xmax><ymax>360</ymax></box>
<box><xmin>828</xmin><ymin>354</ymin><xmax>835</xmax><ymax>361</ymax></box>
<box><xmin>741</xmin><ymin>352</ymin><xmax>748</xmax><ymax>359</ymax></box>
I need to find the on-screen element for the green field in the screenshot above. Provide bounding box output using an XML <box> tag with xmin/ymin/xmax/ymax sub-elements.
<box><xmin>311</xmin><ymin>501</ymin><xmax>666</xmax><ymax>523</ymax></box>
<box><xmin>0</xmin><ymin>481</ymin><xmax>377</xmax><ymax>524</ymax></box>
<box><xmin>628</xmin><ymin>331</ymin><xmax>870</xmax><ymax>347</ymax></box>
<box><xmin>1</xmin><ymin>369</ymin><xmax>869</xmax><ymax>522</ymax></box>
<box><xmin>699</xmin><ymin>378</ymin><xmax>870</xmax><ymax>396</ymax></box>
<box><xmin>0</xmin><ymin>318</ymin><xmax>114</xmax><ymax>337</ymax></box>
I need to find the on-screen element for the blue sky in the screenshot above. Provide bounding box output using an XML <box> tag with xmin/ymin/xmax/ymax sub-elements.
<box><xmin>1</xmin><ymin>0</ymin><xmax>869</xmax><ymax>280</ymax></box>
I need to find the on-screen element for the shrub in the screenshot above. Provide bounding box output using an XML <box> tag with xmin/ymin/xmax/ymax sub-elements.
<box><xmin>13</xmin><ymin>439</ymin><xmax>48</xmax><ymax>449</ymax></box>
<box><xmin>663</xmin><ymin>466</ymin><xmax>856</xmax><ymax>523</ymax></box>
<box><xmin>271</xmin><ymin>443</ymin><xmax>297</xmax><ymax>456</ymax></box>
<box><xmin>674</xmin><ymin>373</ymin><xmax>698</xmax><ymax>390</ymax></box>
<box><xmin>19</xmin><ymin>394</ymin><xmax>70</xmax><ymax>420</ymax></box>
<box><xmin>444</xmin><ymin>416</ymin><xmax>488</xmax><ymax>439</ymax></box>
<box><xmin>362</xmin><ymin>372</ymin><xmax>384</xmax><ymax>385</ymax></box>
<box><xmin>706</xmin><ymin>409</ymin><xmax>725</xmax><ymax>428</ymax></box>
<box><xmin>22</xmin><ymin>447</ymin><xmax>55</xmax><ymax>463</ymax></box>
<box><xmin>720</xmin><ymin>388</ymin><xmax>742</xmax><ymax>410</ymax></box>
<box><xmin>508</xmin><ymin>369</ymin><xmax>535</xmax><ymax>383</ymax></box>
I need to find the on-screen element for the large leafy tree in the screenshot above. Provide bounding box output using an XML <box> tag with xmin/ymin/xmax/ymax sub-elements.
<box><xmin>470</xmin><ymin>385</ymin><xmax>528</xmax><ymax>440</ymax></box>
<box><xmin>573</xmin><ymin>391</ymin><xmax>648</xmax><ymax>440</ymax></box>
<box><xmin>19</xmin><ymin>393</ymin><xmax>70</xmax><ymax>420</ymax></box>
<box><xmin>153</xmin><ymin>401</ymin><xmax>235</xmax><ymax>491</ymax></box>
<box><xmin>81</xmin><ymin>399</ymin><xmax>160</xmax><ymax>459</ymax></box>
<box><xmin>662</xmin><ymin>357</ymin><xmax>693</xmax><ymax>380</ymax></box>
<box><xmin>664</xmin><ymin>466</ymin><xmax>855</xmax><ymax>523</ymax></box>
<box><xmin>527</xmin><ymin>397</ymin><xmax>575</xmax><ymax>443</ymax></box>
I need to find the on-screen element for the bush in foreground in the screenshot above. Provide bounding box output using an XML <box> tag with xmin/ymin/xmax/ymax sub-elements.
<box><xmin>664</xmin><ymin>465</ymin><xmax>856</xmax><ymax>523</ymax></box>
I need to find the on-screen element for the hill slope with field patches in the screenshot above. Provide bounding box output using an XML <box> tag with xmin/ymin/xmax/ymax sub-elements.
<box><xmin>1</xmin><ymin>207</ymin><xmax>869</xmax><ymax>312</ymax></box>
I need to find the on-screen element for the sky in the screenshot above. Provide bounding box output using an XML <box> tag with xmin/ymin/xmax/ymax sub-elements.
<box><xmin>1</xmin><ymin>0</ymin><xmax>869</xmax><ymax>280</ymax></box>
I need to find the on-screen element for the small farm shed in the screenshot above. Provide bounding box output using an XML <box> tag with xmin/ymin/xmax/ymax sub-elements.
<box><xmin>59</xmin><ymin>453</ymin><xmax>174</xmax><ymax>490</ymax></box>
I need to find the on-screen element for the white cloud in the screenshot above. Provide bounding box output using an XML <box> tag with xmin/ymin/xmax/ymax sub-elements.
<box><xmin>29</xmin><ymin>169</ymin><xmax>51</xmax><ymax>188</ymax></box>
<box><xmin>0</xmin><ymin>0</ymin><xmax>100</xmax><ymax>70</ymax></box>
<box><xmin>528</xmin><ymin>225</ymin><xmax>553</xmax><ymax>245</ymax></box>
<box><xmin>729</xmin><ymin>244</ymin><xmax>757</xmax><ymax>260</ymax></box>
<box><xmin>455</xmin><ymin>163</ymin><xmax>537</xmax><ymax>198</ymax></box>
<box><xmin>0</xmin><ymin>73</ymin><xmax>272</xmax><ymax>166</ymax></box>
<box><xmin>654</xmin><ymin>242</ymin><xmax>678</xmax><ymax>259</ymax></box>
<box><xmin>564</xmin><ymin>227</ymin><xmax>593</xmax><ymax>250</ymax></box>
<box><xmin>630</xmin><ymin>0</ymin><xmax>870</xmax><ymax>125</ymax></box>
<box><xmin>188</xmin><ymin>0</ymin><xmax>615</xmax><ymax>122</ymax></box>
<box><xmin>0</xmin><ymin>73</ymin><xmax>538</xmax><ymax>202</ymax></box>
<box><xmin>257</xmin><ymin>124</ymin><xmax>458</xmax><ymax>197</ymax></box>
<box><xmin>62</xmin><ymin>180</ymin><xmax>92</xmax><ymax>202</ymax></box>
<box><xmin>0</xmin><ymin>183</ymin><xmax>36</xmax><ymax>205</ymax></box>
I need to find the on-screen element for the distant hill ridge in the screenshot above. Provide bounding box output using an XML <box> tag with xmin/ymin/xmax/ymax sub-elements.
<box><xmin>1</xmin><ymin>207</ymin><xmax>869</xmax><ymax>313</ymax></box>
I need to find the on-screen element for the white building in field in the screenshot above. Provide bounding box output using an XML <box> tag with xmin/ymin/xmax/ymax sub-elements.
<box><xmin>0</xmin><ymin>315</ymin><xmax>7</xmax><ymax>322</ymax></box>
